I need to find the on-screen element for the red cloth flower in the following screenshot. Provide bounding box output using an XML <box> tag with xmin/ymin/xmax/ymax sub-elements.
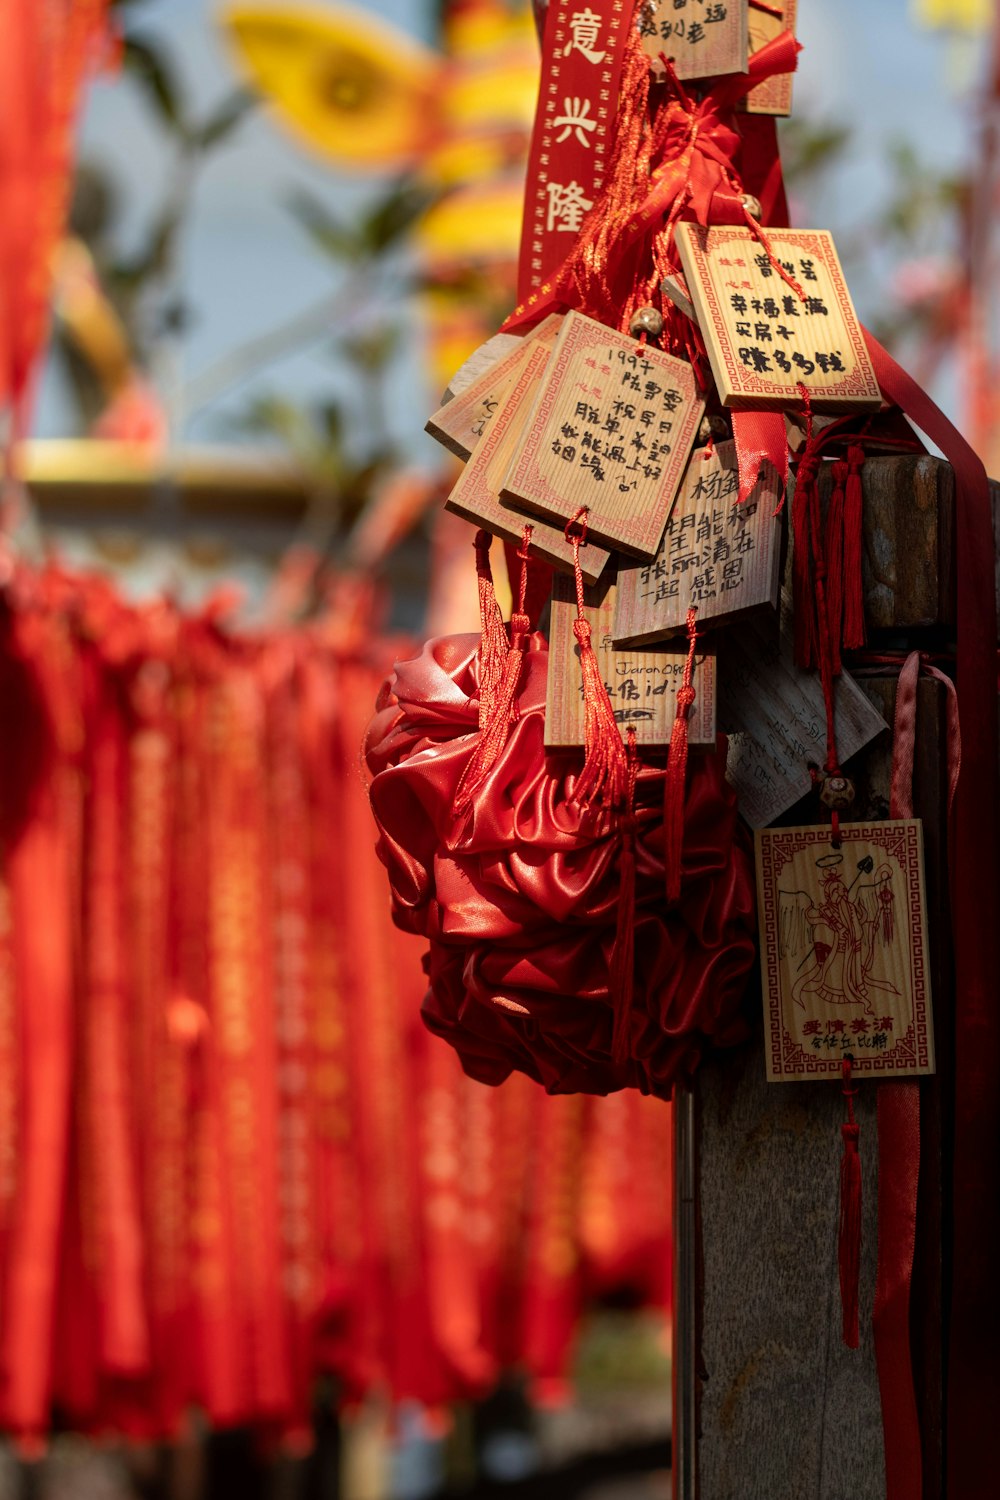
<box><xmin>365</xmin><ymin>631</ymin><xmax>757</xmax><ymax>1099</ymax></box>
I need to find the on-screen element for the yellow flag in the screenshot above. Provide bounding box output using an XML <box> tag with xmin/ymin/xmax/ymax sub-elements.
<box><xmin>912</xmin><ymin>0</ymin><xmax>992</xmax><ymax>30</ymax></box>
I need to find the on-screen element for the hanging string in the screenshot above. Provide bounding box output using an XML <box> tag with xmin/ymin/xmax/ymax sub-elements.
<box><xmin>609</xmin><ymin>728</ymin><xmax>640</xmax><ymax>1067</ymax></box>
<box><xmin>839</xmin><ymin>1057</ymin><xmax>862</xmax><ymax>1349</ymax></box>
<box><xmin>565</xmin><ymin>510</ymin><xmax>628</xmax><ymax>809</ymax></box>
<box><xmin>741</xmin><ymin>203</ymin><xmax>806</xmax><ymax>302</ymax></box>
<box><xmin>663</xmin><ymin>608</ymin><xmax>699</xmax><ymax>904</ymax></box>
<box><xmin>455</xmin><ymin>526</ymin><xmax>535</xmax><ymax>814</ymax></box>
<box><xmin>791</xmin><ymin>385</ymin><xmax>821</xmax><ymax>670</ymax></box>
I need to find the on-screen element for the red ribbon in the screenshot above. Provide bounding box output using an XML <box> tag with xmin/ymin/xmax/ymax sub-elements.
<box><xmin>517</xmin><ymin>0</ymin><xmax>632</xmax><ymax>303</ymax></box>
<box><xmin>0</xmin><ymin>1</ymin><xmax>111</xmax><ymax>430</ymax></box>
<box><xmin>873</xmin><ymin>652</ymin><xmax>959</xmax><ymax>1499</ymax></box>
<box><xmin>622</xmin><ymin>30</ymin><xmax>801</xmax><ymax>243</ymax></box>
<box><xmin>861</xmin><ymin>331</ymin><xmax>999</xmax><ymax>1497</ymax></box>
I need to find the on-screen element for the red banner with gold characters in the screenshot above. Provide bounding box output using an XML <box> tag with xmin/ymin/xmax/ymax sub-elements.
<box><xmin>0</xmin><ymin>0</ymin><xmax>112</xmax><ymax>429</ymax></box>
<box><xmin>518</xmin><ymin>0</ymin><xmax>631</xmax><ymax>299</ymax></box>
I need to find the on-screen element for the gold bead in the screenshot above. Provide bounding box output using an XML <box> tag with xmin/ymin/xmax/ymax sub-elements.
<box><xmin>742</xmin><ymin>192</ymin><xmax>762</xmax><ymax>221</ymax></box>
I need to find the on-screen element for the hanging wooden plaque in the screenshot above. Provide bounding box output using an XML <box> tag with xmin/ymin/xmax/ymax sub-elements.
<box><xmin>613</xmin><ymin>440</ymin><xmax>782</xmax><ymax>643</ymax></box>
<box><xmin>444</xmin><ymin>337</ymin><xmax>612</xmax><ymax>584</ymax></box>
<box><xmin>640</xmin><ymin>0</ymin><xmax>749</xmax><ymax>82</ymax></box>
<box><xmin>426</xmin><ymin>315</ymin><xmax>564</xmax><ymax>461</ymax></box>
<box><xmin>500</xmin><ymin>310</ymin><xmax>704</xmax><ymax>557</ymax></box>
<box><xmin>545</xmin><ymin>568</ymin><xmax>716</xmax><ymax>748</ymax></box>
<box><xmin>660</xmin><ymin>270</ymin><xmax>696</xmax><ymax>322</ymax></box>
<box><xmin>675</xmin><ymin>224</ymin><xmax>882</xmax><ymax>411</ymax></box>
<box><xmin>756</xmin><ymin>819</ymin><xmax>935</xmax><ymax>1082</ymax></box>
<box><xmin>718</xmin><ymin>611</ymin><xmax>887</xmax><ymax>828</ymax></box>
<box><xmin>743</xmin><ymin>0</ymin><xmax>797</xmax><ymax>116</ymax></box>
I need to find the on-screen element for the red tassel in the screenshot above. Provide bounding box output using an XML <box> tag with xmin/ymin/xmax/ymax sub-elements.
<box><xmin>456</xmin><ymin>529</ymin><xmax>534</xmax><ymax>812</ymax></box>
<box><xmin>573</xmin><ymin>616</ymin><xmax>628</xmax><ymax>808</ymax></box>
<box><xmin>565</xmin><ymin>511</ymin><xmax>628</xmax><ymax>809</ymax></box>
<box><xmin>663</xmin><ymin>609</ymin><xmax>698</xmax><ymax>905</ymax></box>
<box><xmin>473</xmin><ymin>530</ymin><xmax>507</xmax><ymax>728</ymax></box>
<box><xmin>842</xmin><ymin>445</ymin><xmax>866</xmax><ymax>650</ymax></box>
<box><xmin>839</xmin><ymin>1058</ymin><xmax>862</xmax><ymax>1349</ymax></box>
<box><xmin>609</xmin><ymin>731</ymin><xmax>639</xmax><ymax>1067</ymax></box>
<box><xmin>824</xmin><ymin>460</ymin><xmax>847</xmax><ymax>677</ymax></box>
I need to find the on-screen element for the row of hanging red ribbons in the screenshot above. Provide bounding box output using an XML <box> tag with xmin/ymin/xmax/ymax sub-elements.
<box><xmin>0</xmin><ymin>560</ymin><xmax>673</xmax><ymax>1447</ymax></box>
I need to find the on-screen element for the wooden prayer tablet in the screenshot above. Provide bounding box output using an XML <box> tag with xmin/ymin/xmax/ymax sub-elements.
<box><xmin>718</xmin><ymin>611</ymin><xmax>887</xmax><ymax>828</ymax></box>
<box><xmin>640</xmin><ymin>0</ymin><xmax>748</xmax><ymax>82</ymax></box>
<box><xmin>500</xmin><ymin>310</ymin><xmax>705</xmax><ymax>557</ymax></box>
<box><xmin>743</xmin><ymin>0</ymin><xmax>797</xmax><ymax>116</ymax></box>
<box><xmin>445</xmin><ymin>337</ymin><xmax>611</xmax><ymax>585</ymax></box>
<box><xmin>675</xmin><ymin>224</ymin><xmax>882</xmax><ymax>411</ymax></box>
<box><xmin>756</xmin><ymin>819</ymin><xmax>935</xmax><ymax>1082</ymax></box>
<box><xmin>426</xmin><ymin>315</ymin><xmax>564</xmax><ymax>461</ymax></box>
<box><xmin>660</xmin><ymin>271</ymin><xmax>696</xmax><ymax>323</ymax></box>
<box><xmin>613</xmin><ymin>440</ymin><xmax>782</xmax><ymax>643</ymax></box>
<box><xmin>545</xmin><ymin>568</ymin><xmax>716</xmax><ymax>749</ymax></box>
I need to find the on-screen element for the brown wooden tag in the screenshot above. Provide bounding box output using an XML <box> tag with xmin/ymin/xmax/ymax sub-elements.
<box><xmin>613</xmin><ymin>440</ymin><xmax>782</xmax><ymax>643</ymax></box>
<box><xmin>675</xmin><ymin>224</ymin><xmax>882</xmax><ymax>411</ymax></box>
<box><xmin>444</xmin><ymin>337</ymin><xmax>611</xmax><ymax>585</ymax></box>
<box><xmin>426</xmin><ymin>315</ymin><xmax>564</xmax><ymax>461</ymax></box>
<box><xmin>640</xmin><ymin>0</ymin><xmax>749</xmax><ymax>81</ymax></box>
<box><xmin>718</xmin><ymin>611</ymin><xmax>887</xmax><ymax>828</ymax></box>
<box><xmin>545</xmin><ymin>568</ymin><xmax>716</xmax><ymax>748</ymax></box>
<box><xmin>500</xmin><ymin>310</ymin><xmax>704</xmax><ymax>556</ymax></box>
<box><xmin>743</xmin><ymin>0</ymin><xmax>797</xmax><ymax>116</ymax></box>
<box><xmin>756</xmin><ymin>819</ymin><xmax>935</xmax><ymax>1081</ymax></box>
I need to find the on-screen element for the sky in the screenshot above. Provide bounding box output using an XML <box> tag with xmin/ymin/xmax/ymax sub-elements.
<box><xmin>37</xmin><ymin>0</ymin><xmax>985</xmax><ymax>455</ymax></box>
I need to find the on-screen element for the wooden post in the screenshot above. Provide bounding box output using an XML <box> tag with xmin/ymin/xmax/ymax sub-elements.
<box><xmin>685</xmin><ymin>458</ymin><xmax>1000</xmax><ymax>1500</ymax></box>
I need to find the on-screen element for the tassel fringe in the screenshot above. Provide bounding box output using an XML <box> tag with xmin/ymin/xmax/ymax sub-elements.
<box><xmin>457</xmin><ymin>528</ymin><xmax>534</xmax><ymax>814</ymax></box>
<box><xmin>474</xmin><ymin>530</ymin><xmax>507</xmax><ymax>728</ymax></box>
<box><xmin>572</xmin><ymin>617</ymin><xmax>628</xmax><ymax>808</ymax></box>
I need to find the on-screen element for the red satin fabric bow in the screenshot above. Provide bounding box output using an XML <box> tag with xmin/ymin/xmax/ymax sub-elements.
<box><xmin>365</xmin><ymin>632</ymin><xmax>757</xmax><ymax>1100</ymax></box>
<box><xmin>627</xmin><ymin>30</ymin><xmax>802</xmax><ymax>241</ymax></box>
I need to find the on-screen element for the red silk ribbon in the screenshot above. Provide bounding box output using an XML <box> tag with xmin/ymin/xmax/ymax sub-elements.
<box><xmin>517</xmin><ymin>0</ymin><xmax>632</xmax><ymax>303</ymax></box>
<box><xmin>619</xmin><ymin>31</ymin><xmax>801</xmax><ymax>246</ymax></box>
<box><xmin>874</xmin><ymin>652</ymin><xmax>959</xmax><ymax>1500</ymax></box>
<box><xmin>731</xmin><ymin>409</ymin><xmax>789</xmax><ymax>505</ymax></box>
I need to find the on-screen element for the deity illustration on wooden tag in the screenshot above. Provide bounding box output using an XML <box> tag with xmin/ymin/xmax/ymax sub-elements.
<box><xmin>445</xmin><ymin>337</ymin><xmax>611</xmax><ymax>584</ymax></box>
<box><xmin>756</xmin><ymin>820</ymin><xmax>935</xmax><ymax>1082</ymax></box>
<box><xmin>500</xmin><ymin>310</ymin><xmax>704</xmax><ymax>556</ymax></box>
<box><xmin>545</xmin><ymin>569</ymin><xmax>716</xmax><ymax>748</ymax></box>
<box><xmin>613</xmin><ymin>440</ymin><xmax>782</xmax><ymax>644</ymax></box>
<box><xmin>675</xmin><ymin>224</ymin><xmax>882</xmax><ymax>410</ymax></box>
<box><xmin>719</xmin><ymin>611</ymin><xmax>887</xmax><ymax>828</ymax></box>
<box><xmin>743</xmin><ymin>0</ymin><xmax>797</xmax><ymax>116</ymax></box>
<box><xmin>426</xmin><ymin>314</ymin><xmax>564</xmax><ymax>461</ymax></box>
<box><xmin>640</xmin><ymin>0</ymin><xmax>749</xmax><ymax>81</ymax></box>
